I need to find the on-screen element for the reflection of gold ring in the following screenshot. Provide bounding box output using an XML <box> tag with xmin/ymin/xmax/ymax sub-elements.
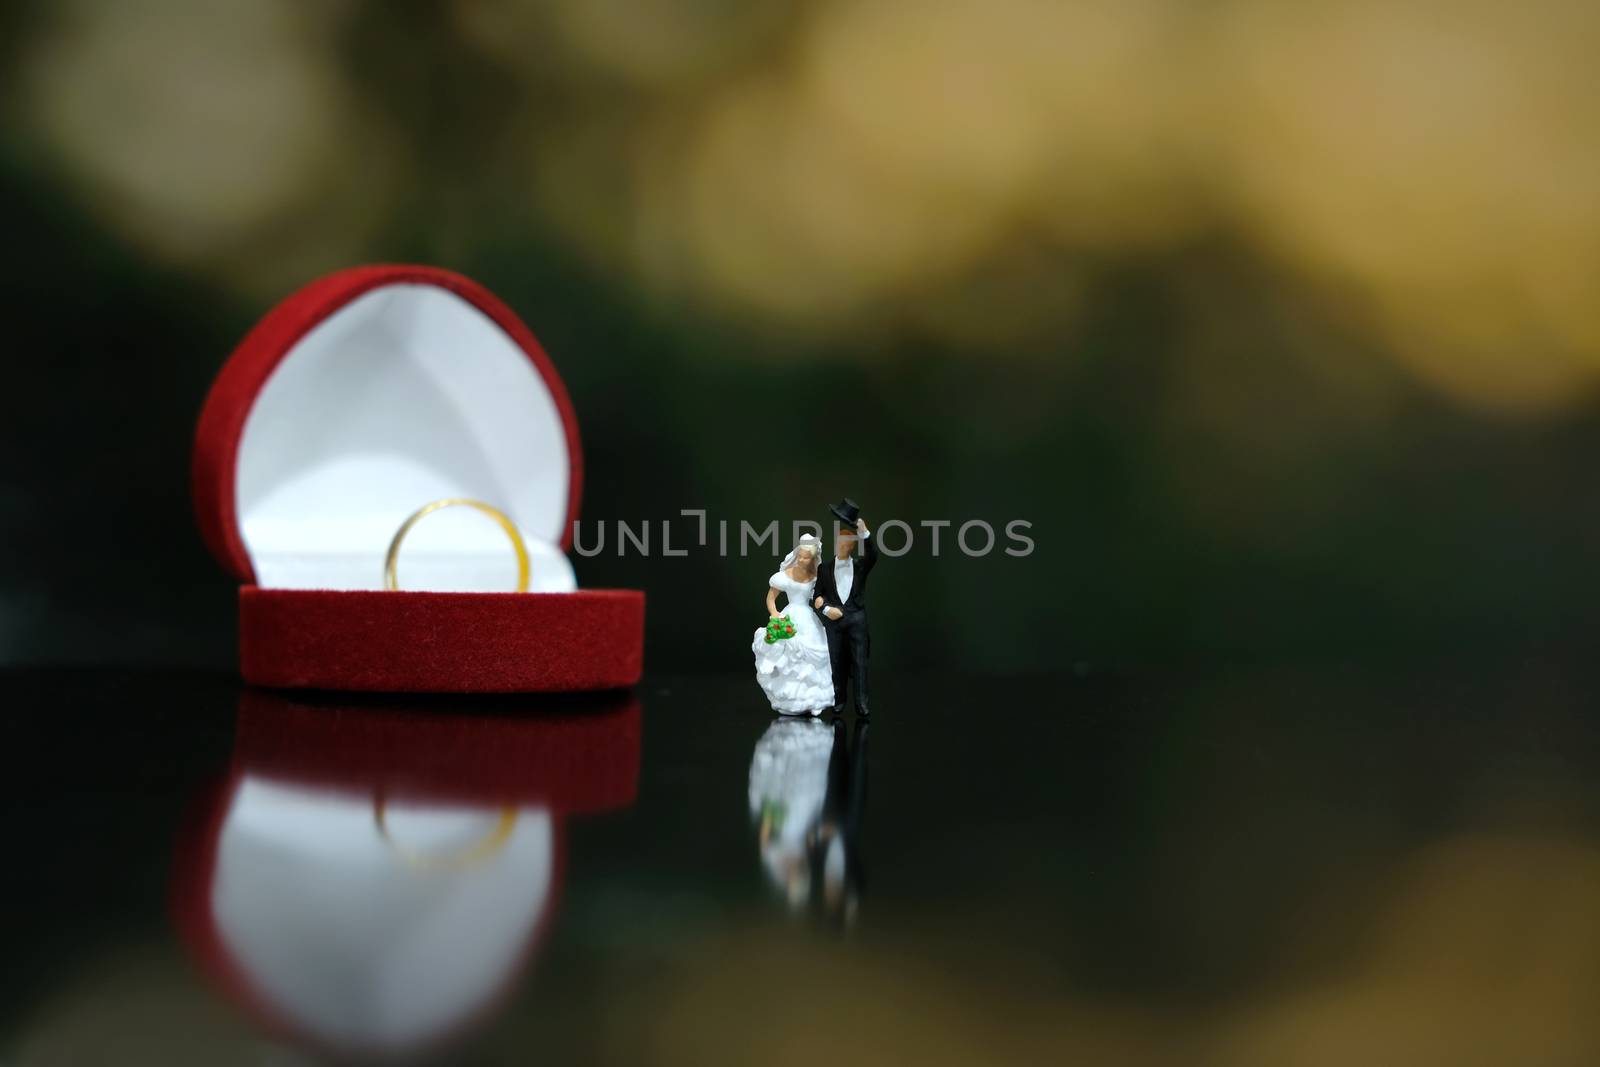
<box><xmin>374</xmin><ymin>799</ymin><xmax>518</xmax><ymax>872</ymax></box>
<box><xmin>383</xmin><ymin>498</ymin><xmax>530</xmax><ymax>592</ymax></box>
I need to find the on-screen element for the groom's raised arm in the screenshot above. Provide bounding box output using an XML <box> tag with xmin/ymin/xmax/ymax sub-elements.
<box><xmin>860</xmin><ymin>520</ymin><xmax>878</xmax><ymax>569</ymax></box>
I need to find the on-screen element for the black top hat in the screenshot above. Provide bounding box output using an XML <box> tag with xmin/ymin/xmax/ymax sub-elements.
<box><xmin>828</xmin><ymin>497</ymin><xmax>860</xmax><ymax>525</ymax></box>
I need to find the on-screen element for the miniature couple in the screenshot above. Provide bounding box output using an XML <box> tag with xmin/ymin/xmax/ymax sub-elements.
<box><xmin>752</xmin><ymin>498</ymin><xmax>878</xmax><ymax>716</ymax></box>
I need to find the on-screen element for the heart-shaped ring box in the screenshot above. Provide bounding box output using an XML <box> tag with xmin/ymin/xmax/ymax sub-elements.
<box><xmin>192</xmin><ymin>265</ymin><xmax>645</xmax><ymax>692</ymax></box>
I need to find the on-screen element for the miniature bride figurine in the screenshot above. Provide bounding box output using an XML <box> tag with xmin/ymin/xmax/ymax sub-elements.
<box><xmin>752</xmin><ymin>535</ymin><xmax>834</xmax><ymax>715</ymax></box>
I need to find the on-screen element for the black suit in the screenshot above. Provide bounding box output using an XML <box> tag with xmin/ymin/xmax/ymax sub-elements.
<box><xmin>812</xmin><ymin>531</ymin><xmax>878</xmax><ymax>709</ymax></box>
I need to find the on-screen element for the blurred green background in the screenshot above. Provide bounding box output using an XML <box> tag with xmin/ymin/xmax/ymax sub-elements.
<box><xmin>3</xmin><ymin>0</ymin><xmax>1599</xmax><ymax>674</ymax></box>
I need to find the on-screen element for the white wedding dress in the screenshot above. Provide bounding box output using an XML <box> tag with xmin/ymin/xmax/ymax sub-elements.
<box><xmin>752</xmin><ymin>570</ymin><xmax>834</xmax><ymax>715</ymax></box>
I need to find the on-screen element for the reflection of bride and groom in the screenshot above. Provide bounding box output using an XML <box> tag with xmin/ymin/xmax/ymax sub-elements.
<box><xmin>747</xmin><ymin>715</ymin><xmax>868</xmax><ymax>922</ymax></box>
<box><xmin>752</xmin><ymin>498</ymin><xmax>878</xmax><ymax>717</ymax></box>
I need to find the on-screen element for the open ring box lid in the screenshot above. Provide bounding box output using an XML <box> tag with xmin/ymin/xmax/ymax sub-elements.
<box><xmin>172</xmin><ymin>689</ymin><xmax>640</xmax><ymax>1057</ymax></box>
<box><xmin>193</xmin><ymin>265</ymin><xmax>644</xmax><ymax>692</ymax></box>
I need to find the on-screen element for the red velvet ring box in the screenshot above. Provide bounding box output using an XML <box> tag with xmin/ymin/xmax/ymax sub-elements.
<box><xmin>192</xmin><ymin>265</ymin><xmax>645</xmax><ymax>692</ymax></box>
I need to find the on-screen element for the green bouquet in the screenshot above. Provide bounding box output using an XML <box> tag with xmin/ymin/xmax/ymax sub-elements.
<box><xmin>764</xmin><ymin>614</ymin><xmax>797</xmax><ymax>644</ymax></box>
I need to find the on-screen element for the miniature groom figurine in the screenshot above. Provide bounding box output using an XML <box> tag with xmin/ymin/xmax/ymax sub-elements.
<box><xmin>812</xmin><ymin>498</ymin><xmax>878</xmax><ymax>716</ymax></box>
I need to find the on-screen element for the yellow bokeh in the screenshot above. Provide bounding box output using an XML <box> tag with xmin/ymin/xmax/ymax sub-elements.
<box><xmin>12</xmin><ymin>0</ymin><xmax>1600</xmax><ymax>412</ymax></box>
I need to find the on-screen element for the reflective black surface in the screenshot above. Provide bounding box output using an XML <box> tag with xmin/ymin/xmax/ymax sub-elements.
<box><xmin>6</xmin><ymin>664</ymin><xmax>1600</xmax><ymax>1064</ymax></box>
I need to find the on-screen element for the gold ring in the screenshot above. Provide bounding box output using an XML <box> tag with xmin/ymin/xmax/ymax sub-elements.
<box><xmin>383</xmin><ymin>498</ymin><xmax>530</xmax><ymax>592</ymax></box>
<box><xmin>374</xmin><ymin>799</ymin><xmax>518</xmax><ymax>872</ymax></box>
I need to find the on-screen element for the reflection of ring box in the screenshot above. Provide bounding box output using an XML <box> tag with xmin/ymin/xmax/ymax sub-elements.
<box><xmin>172</xmin><ymin>689</ymin><xmax>640</xmax><ymax>1057</ymax></box>
<box><xmin>192</xmin><ymin>265</ymin><xmax>645</xmax><ymax>692</ymax></box>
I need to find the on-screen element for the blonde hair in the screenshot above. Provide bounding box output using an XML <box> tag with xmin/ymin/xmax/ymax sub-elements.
<box><xmin>791</xmin><ymin>543</ymin><xmax>819</xmax><ymax>581</ymax></box>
